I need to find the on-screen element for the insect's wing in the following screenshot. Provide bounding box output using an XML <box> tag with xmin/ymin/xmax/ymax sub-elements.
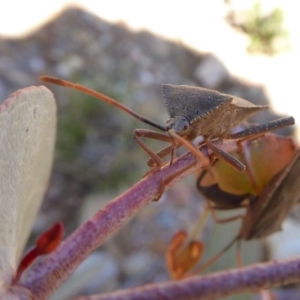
<box><xmin>0</xmin><ymin>86</ymin><xmax>56</xmax><ymax>283</ymax></box>
<box><xmin>231</xmin><ymin>95</ymin><xmax>268</xmax><ymax>109</ymax></box>
<box><xmin>196</xmin><ymin>134</ymin><xmax>297</xmax><ymax>212</ymax></box>
<box><xmin>218</xmin><ymin>134</ymin><xmax>296</xmax><ymax>194</ymax></box>
<box><xmin>241</xmin><ymin>150</ymin><xmax>300</xmax><ymax>240</ymax></box>
<box><xmin>197</xmin><ymin>154</ymin><xmax>255</xmax><ymax>195</ymax></box>
<box><xmin>162</xmin><ymin>84</ymin><xmax>232</xmax><ymax>122</ymax></box>
<box><xmin>246</xmin><ymin>134</ymin><xmax>297</xmax><ymax>191</ymax></box>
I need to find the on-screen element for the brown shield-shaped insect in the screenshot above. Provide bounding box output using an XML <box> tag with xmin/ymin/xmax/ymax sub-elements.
<box><xmin>40</xmin><ymin>76</ymin><xmax>277</xmax><ymax>173</ymax></box>
<box><xmin>196</xmin><ymin>132</ymin><xmax>300</xmax><ymax>240</ymax></box>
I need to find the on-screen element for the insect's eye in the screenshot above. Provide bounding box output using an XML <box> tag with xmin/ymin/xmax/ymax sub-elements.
<box><xmin>182</xmin><ymin>120</ymin><xmax>189</xmax><ymax>132</ymax></box>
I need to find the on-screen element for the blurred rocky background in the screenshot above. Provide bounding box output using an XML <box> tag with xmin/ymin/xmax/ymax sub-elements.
<box><xmin>0</xmin><ymin>1</ymin><xmax>299</xmax><ymax>299</ymax></box>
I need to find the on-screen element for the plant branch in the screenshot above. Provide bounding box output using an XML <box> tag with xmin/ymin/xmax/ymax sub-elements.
<box><xmin>20</xmin><ymin>140</ymin><xmax>239</xmax><ymax>299</ymax></box>
<box><xmin>70</xmin><ymin>256</ymin><xmax>300</xmax><ymax>300</ymax></box>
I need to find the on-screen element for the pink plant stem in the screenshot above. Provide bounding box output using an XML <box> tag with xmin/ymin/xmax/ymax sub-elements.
<box><xmin>19</xmin><ymin>140</ymin><xmax>238</xmax><ymax>299</ymax></box>
<box><xmin>70</xmin><ymin>256</ymin><xmax>300</xmax><ymax>300</ymax></box>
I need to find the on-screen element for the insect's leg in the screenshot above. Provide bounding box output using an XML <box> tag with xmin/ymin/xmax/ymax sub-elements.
<box><xmin>169</xmin><ymin>134</ymin><xmax>178</xmax><ymax>165</ymax></box>
<box><xmin>167</xmin><ymin>131</ymin><xmax>219</xmax><ymax>182</ymax></box>
<box><xmin>209</xmin><ymin>206</ymin><xmax>245</xmax><ymax>223</ymax></box>
<box><xmin>133</xmin><ymin>129</ymin><xmax>173</xmax><ymax>167</ymax></box>
<box><xmin>225</xmin><ymin>117</ymin><xmax>295</xmax><ymax>141</ymax></box>
<box><xmin>153</xmin><ymin>161</ymin><xmax>196</xmax><ymax>201</ymax></box>
<box><xmin>147</xmin><ymin>144</ymin><xmax>183</xmax><ymax>167</ymax></box>
<box><xmin>188</xmin><ymin>235</ymin><xmax>238</xmax><ymax>276</ymax></box>
<box><xmin>206</xmin><ymin>139</ymin><xmax>246</xmax><ymax>172</ymax></box>
<box><xmin>189</xmin><ymin>204</ymin><xmax>211</xmax><ymax>240</ymax></box>
<box><xmin>184</xmin><ymin>205</ymin><xmax>244</xmax><ymax>277</ymax></box>
<box><xmin>168</xmin><ymin>132</ymin><xmax>210</xmax><ymax>167</ymax></box>
<box><xmin>236</xmin><ymin>140</ymin><xmax>261</xmax><ymax>195</ymax></box>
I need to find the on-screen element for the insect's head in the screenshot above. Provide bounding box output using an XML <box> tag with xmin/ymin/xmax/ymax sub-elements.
<box><xmin>166</xmin><ymin>115</ymin><xmax>190</xmax><ymax>136</ymax></box>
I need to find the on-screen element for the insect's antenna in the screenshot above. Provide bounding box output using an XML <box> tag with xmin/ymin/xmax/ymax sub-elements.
<box><xmin>189</xmin><ymin>235</ymin><xmax>239</xmax><ymax>276</ymax></box>
<box><xmin>40</xmin><ymin>76</ymin><xmax>167</xmax><ymax>132</ymax></box>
